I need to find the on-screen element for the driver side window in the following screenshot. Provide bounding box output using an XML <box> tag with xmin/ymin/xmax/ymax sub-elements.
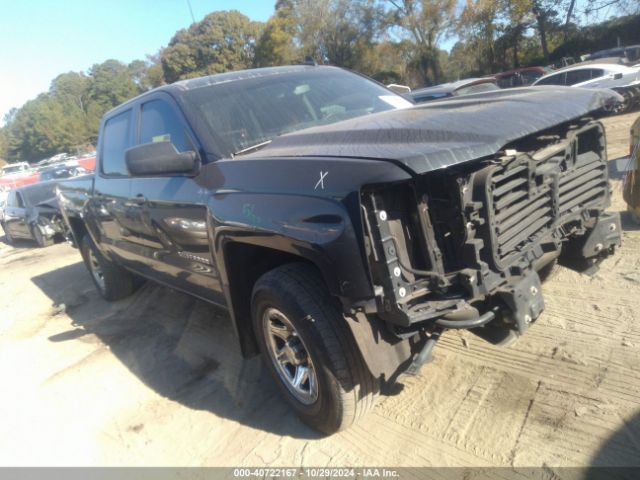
<box><xmin>139</xmin><ymin>99</ymin><xmax>191</xmax><ymax>153</ymax></box>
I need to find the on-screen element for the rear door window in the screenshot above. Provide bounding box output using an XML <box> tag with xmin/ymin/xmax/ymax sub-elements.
<box><xmin>139</xmin><ymin>99</ymin><xmax>191</xmax><ymax>152</ymax></box>
<box><xmin>565</xmin><ymin>69</ymin><xmax>592</xmax><ymax>85</ymax></box>
<box><xmin>536</xmin><ymin>73</ymin><xmax>566</xmax><ymax>86</ymax></box>
<box><xmin>101</xmin><ymin>109</ymin><xmax>133</xmax><ymax>176</ymax></box>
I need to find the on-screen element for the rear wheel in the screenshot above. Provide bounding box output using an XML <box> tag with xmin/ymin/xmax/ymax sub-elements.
<box><xmin>2</xmin><ymin>223</ymin><xmax>13</xmax><ymax>245</ymax></box>
<box><xmin>252</xmin><ymin>263</ymin><xmax>378</xmax><ymax>434</ymax></box>
<box><xmin>32</xmin><ymin>225</ymin><xmax>54</xmax><ymax>248</ymax></box>
<box><xmin>80</xmin><ymin>235</ymin><xmax>137</xmax><ymax>301</ymax></box>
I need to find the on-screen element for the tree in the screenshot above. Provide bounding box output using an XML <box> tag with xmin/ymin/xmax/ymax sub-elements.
<box><xmin>254</xmin><ymin>1</ymin><xmax>298</xmax><ymax>66</ymax></box>
<box><xmin>4</xmin><ymin>94</ymin><xmax>87</xmax><ymax>161</ymax></box>
<box><xmin>49</xmin><ymin>72</ymin><xmax>91</xmax><ymax>113</ymax></box>
<box><xmin>3</xmin><ymin>108</ymin><xmax>18</xmax><ymax>126</ymax></box>
<box><xmin>387</xmin><ymin>0</ymin><xmax>457</xmax><ymax>85</ymax></box>
<box><xmin>359</xmin><ymin>40</ymin><xmax>414</xmax><ymax>84</ymax></box>
<box><xmin>458</xmin><ymin>0</ymin><xmax>502</xmax><ymax>73</ymax></box>
<box><xmin>83</xmin><ymin>59</ymin><xmax>140</xmax><ymax>141</ymax></box>
<box><xmin>291</xmin><ymin>0</ymin><xmax>385</xmax><ymax>71</ymax></box>
<box><xmin>532</xmin><ymin>0</ymin><xmax>552</xmax><ymax>62</ymax></box>
<box><xmin>88</xmin><ymin>60</ymin><xmax>139</xmax><ymax>110</ymax></box>
<box><xmin>161</xmin><ymin>10</ymin><xmax>263</xmax><ymax>82</ymax></box>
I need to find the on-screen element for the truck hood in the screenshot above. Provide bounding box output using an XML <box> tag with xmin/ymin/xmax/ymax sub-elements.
<box><xmin>246</xmin><ymin>87</ymin><xmax>620</xmax><ymax>174</ymax></box>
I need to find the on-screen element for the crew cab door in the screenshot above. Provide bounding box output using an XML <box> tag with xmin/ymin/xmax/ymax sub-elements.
<box><xmin>91</xmin><ymin>108</ymin><xmax>135</xmax><ymax>264</ymax></box>
<box><xmin>128</xmin><ymin>94</ymin><xmax>224</xmax><ymax>305</ymax></box>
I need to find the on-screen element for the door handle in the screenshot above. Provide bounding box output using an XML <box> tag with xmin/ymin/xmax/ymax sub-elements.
<box><xmin>124</xmin><ymin>194</ymin><xmax>147</xmax><ymax>207</ymax></box>
<box><xmin>133</xmin><ymin>194</ymin><xmax>147</xmax><ymax>204</ymax></box>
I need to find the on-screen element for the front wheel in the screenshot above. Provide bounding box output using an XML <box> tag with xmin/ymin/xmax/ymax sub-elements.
<box><xmin>2</xmin><ymin>223</ymin><xmax>13</xmax><ymax>246</ymax></box>
<box><xmin>32</xmin><ymin>225</ymin><xmax>54</xmax><ymax>248</ymax></box>
<box><xmin>252</xmin><ymin>263</ymin><xmax>378</xmax><ymax>434</ymax></box>
<box><xmin>80</xmin><ymin>235</ymin><xmax>137</xmax><ymax>301</ymax></box>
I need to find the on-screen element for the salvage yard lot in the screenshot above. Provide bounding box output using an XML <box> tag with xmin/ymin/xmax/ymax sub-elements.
<box><xmin>0</xmin><ymin>112</ymin><xmax>639</xmax><ymax>467</ymax></box>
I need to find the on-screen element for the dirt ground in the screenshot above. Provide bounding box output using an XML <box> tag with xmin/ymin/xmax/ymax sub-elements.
<box><xmin>0</xmin><ymin>112</ymin><xmax>639</xmax><ymax>468</ymax></box>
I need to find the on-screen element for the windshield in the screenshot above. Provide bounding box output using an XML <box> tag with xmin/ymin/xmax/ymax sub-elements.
<box><xmin>183</xmin><ymin>68</ymin><xmax>412</xmax><ymax>158</ymax></box>
<box><xmin>21</xmin><ymin>183</ymin><xmax>57</xmax><ymax>207</ymax></box>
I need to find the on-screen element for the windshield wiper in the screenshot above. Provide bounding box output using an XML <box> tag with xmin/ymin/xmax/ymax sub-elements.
<box><xmin>233</xmin><ymin>139</ymin><xmax>272</xmax><ymax>157</ymax></box>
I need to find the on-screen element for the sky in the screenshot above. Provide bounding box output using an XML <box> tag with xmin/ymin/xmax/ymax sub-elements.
<box><xmin>0</xmin><ymin>0</ymin><xmax>625</xmax><ymax>124</ymax></box>
<box><xmin>0</xmin><ymin>0</ymin><xmax>275</xmax><ymax>124</ymax></box>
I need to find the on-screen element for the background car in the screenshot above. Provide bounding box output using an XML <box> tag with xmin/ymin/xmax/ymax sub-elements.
<box><xmin>0</xmin><ymin>188</ymin><xmax>8</xmax><ymax>223</ymax></box>
<box><xmin>0</xmin><ymin>163</ymin><xmax>39</xmax><ymax>190</ymax></box>
<box><xmin>583</xmin><ymin>44</ymin><xmax>640</xmax><ymax>65</ymax></box>
<box><xmin>493</xmin><ymin>66</ymin><xmax>552</xmax><ymax>88</ymax></box>
<box><xmin>1</xmin><ymin>182</ymin><xmax>66</xmax><ymax>247</ymax></box>
<box><xmin>1</xmin><ymin>162</ymin><xmax>30</xmax><ymax>176</ymax></box>
<box><xmin>410</xmin><ymin>77</ymin><xmax>500</xmax><ymax>103</ymax></box>
<box><xmin>38</xmin><ymin>165</ymin><xmax>89</xmax><ymax>182</ymax></box>
<box><xmin>533</xmin><ymin>62</ymin><xmax>640</xmax><ymax>113</ymax></box>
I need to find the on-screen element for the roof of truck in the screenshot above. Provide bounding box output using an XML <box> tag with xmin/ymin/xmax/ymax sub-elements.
<box><xmin>104</xmin><ymin>65</ymin><xmax>331</xmax><ymax>117</ymax></box>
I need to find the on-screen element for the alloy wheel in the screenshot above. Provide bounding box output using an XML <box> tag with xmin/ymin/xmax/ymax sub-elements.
<box><xmin>262</xmin><ymin>307</ymin><xmax>319</xmax><ymax>405</ymax></box>
<box><xmin>87</xmin><ymin>248</ymin><xmax>106</xmax><ymax>291</ymax></box>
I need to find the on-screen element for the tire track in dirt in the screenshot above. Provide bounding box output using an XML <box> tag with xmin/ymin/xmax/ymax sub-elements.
<box><xmin>436</xmin><ymin>336</ymin><xmax>640</xmax><ymax>405</ymax></box>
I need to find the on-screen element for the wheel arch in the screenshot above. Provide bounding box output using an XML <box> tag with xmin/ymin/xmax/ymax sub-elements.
<box><xmin>221</xmin><ymin>240</ymin><xmax>324</xmax><ymax>357</ymax></box>
<box><xmin>66</xmin><ymin>216</ymin><xmax>89</xmax><ymax>247</ymax></box>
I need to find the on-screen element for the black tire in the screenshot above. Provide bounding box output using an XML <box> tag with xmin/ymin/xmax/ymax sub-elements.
<box><xmin>32</xmin><ymin>225</ymin><xmax>54</xmax><ymax>248</ymax></box>
<box><xmin>251</xmin><ymin>263</ymin><xmax>378</xmax><ymax>434</ymax></box>
<box><xmin>2</xmin><ymin>223</ymin><xmax>13</xmax><ymax>245</ymax></box>
<box><xmin>629</xmin><ymin>206</ymin><xmax>640</xmax><ymax>226</ymax></box>
<box><xmin>80</xmin><ymin>234</ymin><xmax>136</xmax><ymax>301</ymax></box>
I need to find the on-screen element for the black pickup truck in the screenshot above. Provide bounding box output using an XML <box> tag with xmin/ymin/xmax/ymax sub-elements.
<box><xmin>57</xmin><ymin>65</ymin><xmax>622</xmax><ymax>433</ymax></box>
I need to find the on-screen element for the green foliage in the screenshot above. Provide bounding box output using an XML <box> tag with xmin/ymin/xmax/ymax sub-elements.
<box><xmin>386</xmin><ymin>0</ymin><xmax>457</xmax><ymax>85</ymax></box>
<box><xmin>161</xmin><ymin>10</ymin><xmax>263</xmax><ymax>82</ymax></box>
<box><xmin>1</xmin><ymin>4</ymin><xmax>638</xmax><ymax>162</ymax></box>
<box><xmin>1</xmin><ymin>57</ymin><xmax>164</xmax><ymax>162</ymax></box>
<box><xmin>254</xmin><ymin>2</ymin><xmax>298</xmax><ymax>66</ymax></box>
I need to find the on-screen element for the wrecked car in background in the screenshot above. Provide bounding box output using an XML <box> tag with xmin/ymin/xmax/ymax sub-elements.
<box><xmin>1</xmin><ymin>181</ymin><xmax>67</xmax><ymax>247</ymax></box>
<box><xmin>58</xmin><ymin>65</ymin><xmax>621</xmax><ymax>434</ymax></box>
<box><xmin>38</xmin><ymin>165</ymin><xmax>90</xmax><ymax>183</ymax></box>
<box><xmin>534</xmin><ymin>62</ymin><xmax>640</xmax><ymax>113</ymax></box>
<box><xmin>0</xmin><ymin>163</ymin><xmax>39</xmax><ymax>190</ymax></box>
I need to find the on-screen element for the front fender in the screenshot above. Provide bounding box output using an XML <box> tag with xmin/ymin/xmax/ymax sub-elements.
<box><xmin>207</xmin><ymin>191</ymin><xmax>371</xmax><ymax>303</ymax></box>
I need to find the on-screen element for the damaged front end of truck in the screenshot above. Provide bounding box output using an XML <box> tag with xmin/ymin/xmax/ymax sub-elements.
<box><xmin>359</xmin><ymin>118</ymin><xmax>621</xmax><ymax>377</ymax></box>
<box><xmin>229</xmin><ymin>85</ymin><xmax>623</xmax><ymax>384</ymax></box>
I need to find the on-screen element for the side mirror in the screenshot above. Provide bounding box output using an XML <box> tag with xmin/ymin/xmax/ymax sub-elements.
<box><xmin>125</xmin><ymin>142</ymin><xmax>200</xmax><ymax>177</ymax></box>
<box><xmin>387</xmin><ymin>83</ymin><xmax>412</xmax><ymax>94</ymax></box>
<box><xmin>611</xmin><ymin>72</ymin><xmax>623</xmax><ymax>80</ymax></box>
